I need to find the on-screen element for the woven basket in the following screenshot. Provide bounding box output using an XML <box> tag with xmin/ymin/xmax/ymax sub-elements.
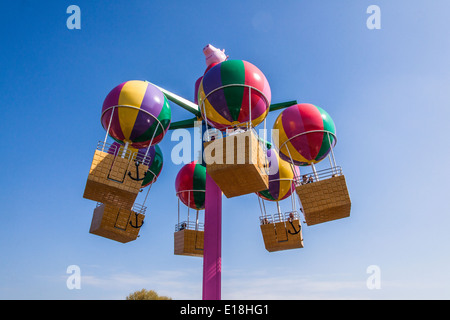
<box><xmin>295</xmin><ymin>175</ymin><xmax>351</xmax><ymax>226</ymax></box>
<box><xmin>204</xmin><ymin>130</ymin><xmax>268</xmax><ymax>198</ymax></box>
<box><xmin>89</xmin><ymin>203</ymin><xmax>144</xmax><ymax>243</ymax></box>
<box><xmin>174</xmin><ymin>229</ymin><xmax>204</xmax><ymax>257</ymax></box>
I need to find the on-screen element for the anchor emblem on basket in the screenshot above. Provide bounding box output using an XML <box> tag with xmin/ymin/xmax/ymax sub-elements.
<box><xmin>128</xmin><ymin>160</ymin><xmax>147</xmax><ymax>181</ymax></box>
<box><xmin>287</xmin><ymin>220</ymin><xmax>301</xmax><ymax>235</ymax></box>
<box><xmin>129</xmin><ymin>212</ymin><xmax>144</xmax><ymax>229</ymax></box>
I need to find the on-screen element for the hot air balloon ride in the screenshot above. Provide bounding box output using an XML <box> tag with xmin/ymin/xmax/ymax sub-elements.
<box><xmin>88</xmin><ymin>142</ymin><xmax>164</xmax><ymax>243</ymax></box>
<box><xmin>199</xmin><ymin>60</ymin><xmax>271</xmax><ymax>198</ymax></box>
<box><xmin>256</xmin><ymin>146</ymin><xmax>303</xmax><ymax>252</ymax></box>
<box><xmin>273</xmin><ymin>103</ymin><xmax>351</xmax><ymax>226</ymax></box>
<box><xmin>174</xmin><ymin>161</ymin><xmax>206</xmax><ymax>257</ymax></box>
<box><xmin>83</xmin><ymin>80</ymin><xmax>171</xmax><ymax>210</ymax></box>
<box><xmin>80</xmin><ymin>42</ymin><xmax>352</xmax><ymax>300</ymax></box>
<box><xmin>83</xmin><ymin>81</ymin><xmax>170</xmax><ymax>243</ymax></box>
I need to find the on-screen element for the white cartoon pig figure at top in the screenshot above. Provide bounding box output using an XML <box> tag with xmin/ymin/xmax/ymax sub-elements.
<box><xmin>203</xmin><ymin>44</ymin><xmax>228</xmax><ymax>67</ymax></box>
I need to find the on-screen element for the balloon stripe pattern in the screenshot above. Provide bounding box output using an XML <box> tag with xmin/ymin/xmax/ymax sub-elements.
<box><xmin>175</xmin><ymin>161</ymin><xmax>206</xmax><ymax>210</ymax></box>
<box><xmin>257</xmin><ymin>148</ymin><xmax>295</xmax><ymax>202</ymax></box>
<box><xmin>101</xmin><ymin>80</ymin><xmax>171</xmax><ymax>149</ymax></box>
<box><xmin>138</xmin><ymin>144</ymin><xmax>163</xmax><ymax>188</ymax></box>
<box><xmin>274</xmin><ymin>103</ymin><xmax>336</xmax><ymax>166</ymax></box>
<box><xmin>198</xmin><ymin>60</ymin><xmax>271</xmax><ymax>130</ymax></box>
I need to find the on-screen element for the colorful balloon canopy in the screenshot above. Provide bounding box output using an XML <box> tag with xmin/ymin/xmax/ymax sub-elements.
<box><xmin>175</xmin><ymin>161</ymin><xmax>206</xmax><ymax>210</ymax></box>
<box><xmin>257</xmin><ymin>148</ymin><xmax>296</xmax><ymax>202</ymax></box>
<box><xmin>101</xmin><ymin>80</ymin><xmax>171</xmax><ymax>149</ymax></box>
<box><xmin>107</xmin><ymin>142</ymin><xmax>163</xmax><ymax>188</ymax></box>
<box><xmin>139</xmin><ymin>145</ymin><xmax>163</xmax><ymax>188</ymax></box>
<box><xmin>273</xmin><ymin>103</ymin><xmax>336</xmax><ymax>166</ymax></box>
<box><xmin>198</xmin><ymin>60</ymin><xmax>271</xmax><ymax>130</ymax></box>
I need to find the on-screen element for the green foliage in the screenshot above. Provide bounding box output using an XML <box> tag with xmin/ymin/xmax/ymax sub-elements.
<box><xmin>126</xmin><ymin>289</ymin><xmax>172</xmax><ymax>300</ymax></box>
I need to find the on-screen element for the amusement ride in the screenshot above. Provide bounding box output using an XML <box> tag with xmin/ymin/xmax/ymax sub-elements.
<box><xmin>82</xmin><ymin>44</ymin><xmax>351</xmax><ymax>300</ymax></box>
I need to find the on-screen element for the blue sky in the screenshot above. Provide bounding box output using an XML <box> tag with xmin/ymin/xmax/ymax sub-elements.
<box><xmin>1</xmin><ymin>0</ymin><xmax>450</xmax><ymax>299</ymax></box>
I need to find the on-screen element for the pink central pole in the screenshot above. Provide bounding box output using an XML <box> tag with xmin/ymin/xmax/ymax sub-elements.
<box><xmin>202</xmin><ymin>172</ymin><xmax>222</xmax><ymax>300</ymax></box>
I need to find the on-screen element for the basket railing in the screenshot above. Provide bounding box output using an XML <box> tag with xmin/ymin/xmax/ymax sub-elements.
<box><xmin>260</xmin><ymin>211</ymin><xmax>300</xmax><ymax>225</ymax></box>
<box><xmin>95</xmin><ymin>202</ymin><xmax>147</xmax><ymax>215</ymax></box>
<box><xmin>295</xmin><ymin>166</ymin><xmax>343</xmax><ymax>186</ymax></box>
<box><xmin>96</xmin><ymin>140</ymin><xmax>153</xmax><ymax>166</ymax></box>
<box><xmin>175</xmin><ymin>221</ymin><xmax>205</xmax><ymax>232</ymax></box>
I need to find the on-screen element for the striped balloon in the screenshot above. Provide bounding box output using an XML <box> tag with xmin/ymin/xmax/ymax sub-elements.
<box><xmin>257</xmin><ymin>148</ymin><xmax>296</xmax><ymax>202</ymax></box>
<box><xmin>175</xmin><ymin>161</ymin><xmax>206</xmax><ymax>210</ymax></box>
<box><xmin>107</xmin><ymin>142</ymin><xmax>163</xmax><ymax>187</ymax></box>
<box><xmin>273</xmin><ymin>103</ymin><xmax>336</xmax><ymax>166</ymax></box>
<box><xmin>101</xmin><ymin>80</ymin><xmax>171</xmax><ymax>149</ymax></box>
<box><xmin>139</xmin><ymin>144</ymin><xmax>163</xmax><ymax>188</ymax></box>
<box><xmin>198</xmin><ymin>60</ymin><xmax>271</xmax><ymax>130</ymax></box>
